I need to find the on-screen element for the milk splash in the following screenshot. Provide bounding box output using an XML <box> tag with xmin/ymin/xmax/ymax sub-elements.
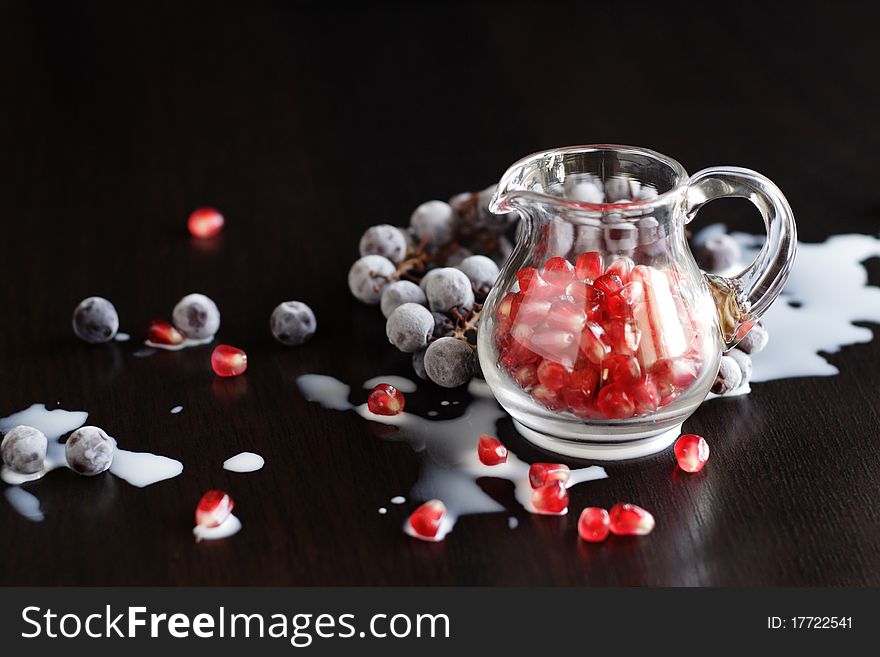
<box><xmin>696</xmin><ymin>225</ymin><xmax>880</xmax><ymax>382</ymax></box>
<box><xmin>1</xmin><ymin>403</ymin><xmax>184</xmax><ymax>518</ymax></box>
<box><xmin>297</xmin><ymin>374</ymin><xmax>607</xmax><ymax>541</ymax></box>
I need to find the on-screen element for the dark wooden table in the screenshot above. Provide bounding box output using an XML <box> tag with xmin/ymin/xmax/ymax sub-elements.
<box><xmin>2</xmin><ymin>1</ymin><xmax>879</xmax><ymax>586</ymax></box>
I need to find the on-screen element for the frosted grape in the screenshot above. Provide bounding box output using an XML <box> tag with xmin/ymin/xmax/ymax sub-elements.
<box><xmin>424</xmin><ymin>267</ymin><xmax>474</xmax><ymax>312</ymax></box>
<box><xmin>348</xmin><ymin>255</ymin><xmax>396</xmax><ymax>304</ymax></box>
<box><xmin>72</xmin><ymin>296</ymin><xmax>119</xmax><ymax>344</ymax></box>
<box><xmin>424</xmin><ymin>337</ymin><xmax>475</xmax><ymax>387</ymax></box>
<box><xmin>270</xmin><ymin>301</ymin><xmax>317</xmax><ymax>346</ymax></box>
<box><xmin>385</xmin><ymin>303</ymin><xmax>434</xmax><ymax>353</ymax></box>
<box><xmin>359</xmin><ymin>224</ymin><xmax>408</xmax><ymax>263</ymax></box>
<box><xmin>380</xmin><ymin>280</ymin><xmax>427</xmax><ymax>318</ymax></box>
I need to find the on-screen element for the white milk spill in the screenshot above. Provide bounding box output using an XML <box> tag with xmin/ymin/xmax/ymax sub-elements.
<box><xmin>193</xmin><ymin>514</ymin><xmax>242</xmax><ymax>542</ymax></box>
<box><xmin>170</xmin><ymin>405</ymin><xmax>183</xmax><ymax>414</ymax></box>
<box><xmin>1</xmin><ymin>403</ymin><xmax>184</xmax><ymax>518</ymax></box>
<box><xmin>108</xmin><ymin>448</ymin><xmax>183</xmax><ymax>488</ymax></box>
<box><xmin>390</xmin><ymin>496</ymin><xmax>406</xmax><ymax>504</ymax></box>
<box><xmin>297</xmin><ymin>375</ymin><xmax>608</xmax><ymax>541</ymax></box>
<box><xmin>114</xmin><ymin>332</ymin><xmax>131</xmax><ymax>342</ymax></box>
<box><xmin>4</xmin><ymin>487</ymin><xmax>44</xmax><ymax>522</ymax></box>
<box><xmin>362</xmin><ymin>375</ymin><xmax>417</xmax><ymax>393</ymax></box>
<box><xmin>695</xmin><ymin>225</ymin><xmax>880</xmax><ymax>382</ymax></box>
<box><xmin>145</xmin><ymin>335</ymin><xmax>215</xmax><ymax>352</ymax></box>
<box><xmin>223</xmin><ymin>451</ymin><xmax>265</xmax><ymax>473</ymax></box>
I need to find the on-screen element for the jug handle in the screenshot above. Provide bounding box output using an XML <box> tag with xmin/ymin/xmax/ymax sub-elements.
<box><xmin>685</xmin><ymin>166</ymin><xmax>797</xmax><ymax>350</ymax></box>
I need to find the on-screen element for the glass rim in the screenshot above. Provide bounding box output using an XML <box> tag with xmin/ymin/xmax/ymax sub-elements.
<box><xmin>491</xmin><ymin>144</ymin><xmax>690</xmax><ymax>214</ymax></box>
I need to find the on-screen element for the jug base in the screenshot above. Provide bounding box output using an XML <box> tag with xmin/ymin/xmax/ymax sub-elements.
<box><xmin>512</xmin><ymin>421</ymin><xmax>683</xmax><ymax>461</ymax></box>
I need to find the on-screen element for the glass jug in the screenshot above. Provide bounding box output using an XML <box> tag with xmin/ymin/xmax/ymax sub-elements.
<box><xmin>477</xmin><ymin>145</ymin><xmax>796</xmax><ymax>460</ymax></box>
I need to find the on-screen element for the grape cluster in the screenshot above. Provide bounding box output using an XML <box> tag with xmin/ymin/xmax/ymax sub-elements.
<box><xmin>347</xmin><ymin>186</ymin><xmax>514</xmax><ymax>387</ymax></box>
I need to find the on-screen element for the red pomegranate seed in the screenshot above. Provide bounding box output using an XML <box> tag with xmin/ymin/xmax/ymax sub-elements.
<box><xmin>367</xmin><ymin>383</ymin><xmax>406</xmax><ymax>416</ymax></box>
<box><xmin>517</xmin><ymin>267</ymin><xmax>547</xmax><ymax>293</ymax></box>
<box><xmin>570</xmin><ymin>364</ymin><xmax>600</xmax><ymax>398</ymax></box>
<box><xmin>187</xmin><ymin>207</ymin><xmax>225</xmax><ymax>239</ymax></box>
<box><xmin>578</xmin><ymin>507</ymin><xmax>610</xmax><ymax>542</ymax></box>
<box><xmin>603</xmin><ymin>317</ymin><xmax>641</xmax><ymax>354</ymax></box>
<box><xmin>578</xmin><ymin>321</ymin><xmax>610</xmax><ymax>365</ymax></box>
<box><xmin>529</xmin><ymin>462</ymin><xmax>571</xmax><ymax>488</ymax></box>
<box><xmin>531</xmin><ymin>384</ymin><xmax>565</xmax><ymax>411</ymax></box>
<box><xmin>496</xmin><ymin>292</ymin><xmax>522</xmax><ymax>323</ymax></box>
<box><xmin>602</xmin><ymin>354</ymin><xmax>641</xmax><ymax>385</ymax></box>
<box><xmin>674</xmin><ymin>433</ymin><xmax>710</xmax><ymax>473</ymax></box>
<box><xmin>478</xmin><ymin>435</ymin><xmax>508</xmax><ymax>466</ymax></box>
<box><xmin>575</xmin><ymin>252</ymin><xmax>604</xmax><ymax>282</ymax></box>
<box><xmin>605</xmin><ymin>281</ymin><xmax>645</xmax><ymax>317</ymax></box>
<box><xmin>596</xmin><ymin>384</ymin><xmax>636</xmax><ymax>419</ymax></box>
<box><xmin>511</xmin><ymin>362</ymin><xmax>539</xmax><ymax>389</ymax></box>
<box><xmin>500</xmin><ymin>341</ymin><xmax>539</xmax><ymax>369</ymax></box>
<box><xmin>605</xmin><ymin>256</ymin><xmax>634</xmax><ymax>282</ymax></box>
<box><xmin>408</xmin><ymin>499</ymin><xmax>446</xmax><ymax>539</ymax></box>
<box><xmin>529</xmin><ymin>329</ymin><xmax>578</xmax><ymax>361</ymax></box>
<box><xmin>195</xmin><ymin>489</ymin><xmax>234</xmax><ymax>528</ymax></box>
<box><xmin>609</xmin><ymin>503</ymin><xmax>655</xmax><ymax>536</ymax></box>
<box><xmin>537</xmin><ymin>359</ymin><xmax>572</xmax><ymax>392</ymax></box>
<box><xmin>516</xmin><ymin>299</ymin><xmax>553</xmax><ymax>324</ymax></box>
<box><xmin>562</xmin><ymin>387</ymin><xmax>594</xmax><ymax>417</ymax></box>
<box><xmin>147</xmin><ymin>318</ymin><xmax>184</xmax><ymax>345</ymax></box>
<box><xmin>650</xmin><ymin>357</ymin><xmax>698</xmax><ymax>396</ymax></box>
<box><xmin>564</xmin><ymin>281</ymin><xmax>604</xmax><ymax>318</ymax></box>
<box><xmin>211</xmin><ymin>344</ymin><xmax>248</xmax><ymax>377</ymax></box>
<box><xmin>542</xmin><ymin>256</ymin><xmax>575</xmax><ymax>287</ymax></box>
<box><xmin>531</xmin><ymin>481</ymin><xmax>569</xmax><ymax>515</ymax></box>
<box><xmin>593</xmin><ymin>273</ymin><xmax>623</xmax><ymax>296</ymax></box>
<box><xmin>628</xmin><ymin>377</ymin><xmax>660</xmax><ymax>414</ymax></box>
<box><xmin>546</xmin><ymin>298</ymin><xmax>588</xmax><ymax>332</ymax></box>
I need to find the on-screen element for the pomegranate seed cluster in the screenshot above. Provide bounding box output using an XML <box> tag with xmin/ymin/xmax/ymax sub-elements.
<box><xmin>348</xmin><ymin>186</ymin><xmax>518</xmax><ymax>388</ymax></box>
<box><xmin>494</xmin><ymin>252</ymin><xmax>704</xmax><ymax>420</ymax></box>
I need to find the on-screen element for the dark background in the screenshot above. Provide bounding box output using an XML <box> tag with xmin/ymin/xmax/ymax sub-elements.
<box><xmin>1</xmin><ymin>1</ymin><xmax>878</xmax><ymax>586</ymax></box>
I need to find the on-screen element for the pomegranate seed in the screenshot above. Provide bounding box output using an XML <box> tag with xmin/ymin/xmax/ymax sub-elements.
<box><xmin>570</xmin><ymin>363</ymin><xmax>599</xmax><ymax>398</ymax></box>
<box><xmin>511</xmin><ymin>362</ymin><xmax>539</xmax><ymax>389</ymax></box>
<box><xmin>531</xmin><ymin>481</ymin><xmax>569</xmax><ymax>515</ymax></box>
<box><xmin>529</xmin><ymin>462</ymin><xmax>571</xmax><ymax>488</ymax></box>
<box><xmin>562</xmin><ymin>387</ymin><xmax>594</xmax><ymax>417</ymax></box>
<box><xmin>496</xmin><ymin>292</ymin><xmax>522</xmax><ymax>323</ymax></box>
<box><xmin>517</xmin><ymin>267</ymin><xmax>547</xmax><ymax>293</ymax></box>
<box><xmin>602</xmin><ymin>354</ymin><xmax>641</xmax><ymax>385</ymax></box>
<box><xmin>605</xmin><ymin>256</ymin><xmax>634</xmax><ymax>282</ymax></box>
<box><xmin>478</xmin><ymin>435</ymin><xmax>508</xmax><ymax>466</ymax></box>
<box><xmin>578</xmin><ymin>322</ymin><xmax>610</xmax><ymax>365</ymax></box>
<box><xmin>628</xmin><ymin>377</ymin><xmax>660</xmax><ymax>414</ymax></box>
<box><xmin>147</xmin><ymin>319</ymin><xmax>184</xmax><ymax>345</ymax></box>
<box><xmin>650</xmin><ymin>357</ymin><xmax>698</xmax><ymax>396</ymax></box>
<box><xmin>564</xmin><ymin>281</ymin><xmax>603</xmax><ymax>318</ymax></box>
<box><xmin>542</xmin><ymin>256</ymin><xmax>575</xmax><ymax>287</ymax></box>
<box><xmin>500</xmin><ymin>341</ymin><xmax>539</xmax><ymax>369</ymax></box>
<box><xmin>578</xmin><ymin>507</ymin><xmax>610</xmax><ymax>542</ymax></box>
<box><xmin>596</xmin><ymin>384</ymin><xmax>635</xmax><ymax>419</ymax></box>
<box><xmin>516</xmin><ymin>299</ymin><xmax>553</xmax><ymax>324</ymax></box>
<box><xmin>195</xmin><ymin>489</ymin><xmax>234</xmax><ymax>528</ymax></box>
<box><xmin>537</xmin><ymin>359</ymin><xmax>572</xmax><ymax>392</ymax></box>
<box><xmin>408</xmin><ymin>499</ymin><xmax>446</xmax><ymax>539</ymax></box>
<box><xmin>609</xmin><ymin>503</ymin><xmax>655</xmax><ymax>536</ymax></box>
<box><xmin>211</xmin><ymin>344</ymin><xmax>248</xmax><ymax>377</ymax></box>
<box><xmin>546</xmin><ymin>298</ymin><xmax>588</xmax><ymax>332</ymax></box>
<box><xmin>603</xmin><ymin>317</ymin><xmax>641</xmax><ymax>354</ymax></box>
<box><xmin>593</xmin><ymin>273</ymin><xmax>623</xmax><ymax>296</ymax></box>
<box><xmin>674</xmin><ymin>433</ymin><xmax>710</xmax><ymax>473</ymax></box>
<box><xmin>529</xmin><ymin>329</ymin><xmax>578</xmax><ymax>364</ymax></box>
<box><xmin>531</xmin><ymin>384</ymin><xmax>565</xmax><ymax>411</ymax></box>
<box><xmin>187</xmin><ymin>207</ymin><xmax>225</xmax><ymax>239</ymax></box>
<box><xmin>605</xmin><ymin>281</ymin><xmax>645</xmax><ymax>317</ymax></box>
<box><xmin>575</xmin><ymin>252</ymin><xmax>604</xmax><ymax>282</ymax></box>
<box><xmin>367</xmin><ymin>383</ymin><xmax>406</xmax><ymax>416</ymax></box>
